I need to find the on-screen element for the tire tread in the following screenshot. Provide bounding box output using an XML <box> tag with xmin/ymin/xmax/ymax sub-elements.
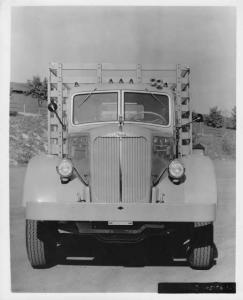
<box><xmin>188</xmin><ymin>223</ymin><xmax>215</xmax><ymax>270</ymax></box>
<box><xmin>189</xmin><ymin>244</ymin><xmax>214</xmax><ymax>270</ymax></box>
<box><xmin>26</xmin><ymin>220</ymin><xmax>56</xmax><ymax>268</ymax></box>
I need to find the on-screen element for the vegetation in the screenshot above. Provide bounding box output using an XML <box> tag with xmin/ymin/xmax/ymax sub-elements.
<box><xmin>193</xmin><ymin>123</ymin><xmax>236</xmax><ymax>159</ymax></box>
<box><xmin>10</xmin><ymin>114</ymin><xmax>48</xmax><ymax>165</ymax></box>
<box><xmin>25</xmin><ymin>76</ymin><xmax>48</xmax><ymax>106</ymax></box>
<box><xmin>205</xmin><ymin>106</ymin><xmax>223</xmax><ymax>128</ymax></box>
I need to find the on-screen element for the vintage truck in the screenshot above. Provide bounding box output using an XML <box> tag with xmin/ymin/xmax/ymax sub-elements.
<box><xmin>23</xmin><ymin>63</ymin><xmax>217</xmax><ymax>269</ymax></box>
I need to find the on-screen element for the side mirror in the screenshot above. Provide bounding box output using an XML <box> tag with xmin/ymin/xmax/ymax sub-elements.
<box><xmin>48</xmin><ymin>102</ymin><xmax>58</xmax><ymax>112</ymax></box>
<box><xmin>194</xmin><ymin>113</ymin><xmax>203</xmax><ymax>123</ymax></box>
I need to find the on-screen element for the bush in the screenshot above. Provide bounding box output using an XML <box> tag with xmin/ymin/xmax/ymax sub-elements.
<box><xmin>207</xmin><ymin>106</ymin><xmax>223</xmax><ymax>128</ymax></box>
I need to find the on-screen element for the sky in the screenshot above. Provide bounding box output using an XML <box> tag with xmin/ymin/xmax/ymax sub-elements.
<box><xmin>10</xmin><ymin>6</ymin><xmax>236</xmax><ymax>114</ymax></box>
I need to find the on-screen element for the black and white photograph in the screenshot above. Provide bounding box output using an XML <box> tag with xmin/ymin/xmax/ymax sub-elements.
<box><xmin>0</xmin><ymin>1</ymin><xmax>239</xmax><ymax>295</ymax></box>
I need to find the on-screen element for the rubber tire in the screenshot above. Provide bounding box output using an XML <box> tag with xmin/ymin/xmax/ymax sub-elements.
<box><xmin>187</xmin><ymin>223</ymin><xmax>215</xmax><ymax>270</ymax></box>
<box><xmin>188</xmin><ymin>244</ymin><xmax>215</xmax><ymax>270</ymax></box>
<box><xmin>26</xmin><ymin>220</ymin><xmax>57</xmax><ymax>269</ymax></box>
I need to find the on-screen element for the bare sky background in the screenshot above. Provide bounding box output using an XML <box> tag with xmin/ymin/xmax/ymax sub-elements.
<box><xmin>11</xmin><ymin>6</ymin><xmax>235</xmax><ymax>114</ymax></box>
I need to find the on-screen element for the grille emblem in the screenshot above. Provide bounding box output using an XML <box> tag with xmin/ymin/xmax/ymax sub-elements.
<box><xmin>105</xmin><ymin>132</ymin><xmax>127</xmax><ymax>138</ymax></box>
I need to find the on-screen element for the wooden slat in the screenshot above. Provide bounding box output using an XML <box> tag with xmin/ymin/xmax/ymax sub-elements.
<box><xmin>137</xmin><ymin>64</ymin><xmax>142</xmax><ymax>83</ymax></box>
<box><xmin>97</xmin><ymin>63</ymin><xmax>102</xmax><ymax>83</ymax></box>
<box><xmin>49</xmin><ymin>68</ymin><xmax>57</xmax><ymax>76</ymax></box>
<box><xmin>143</xmin><ymin>64</ymin><xmax>188</xmax><ymax>71</ymax></box>
<box><xmin>50</xmin><ymin>62</ymin><xmax>189</xmax><ymax>72</ymax></box>
<box><xmin>181</xmin><ymin>145</ymin><xmax>191</xmax><ymax>155</ymax></box>
<box><xmin>50</xmin><ymin>143</ymin><xmax>59</xmax><ymax>154</ymax></box>
<box><xmin>181</xmin><ymin>132</ymin><xmax>190</xmax><ymax>139</ymax></box>
<box><xmin>50</xmin><ymin>131</ymin><xmax>68</xmax><ymax>139</ymax></box>
<box><xmin>57</xmin><ymin>63</ymin><xmax>63</xmax><ymax>157</ymax></box>
<box><xmin>181</xmin><ymin>104</ymin><xmax>189</xmax><ymax>111</ymax></box>
<box><xmin>181</xmin><ymin>68</ymin><xmax>190</xmax><ymax>78</ymax></box>
<box><xmin>50</xmin><ymin>90</ymin><xmax>69</xmax><ymax>97</ymax></box>
<box><xmin>61</xmin><ymin>63</ymin><xmax>98</xmax><ymax>70</ymax></box>
<box><xmin>50</xmin><ymin>141</ymin><xmax>68</xmax><ymax>154</ymax></box>
<box><xmin>180</xmin><ymin>77</ymin><xmax>189</xmax><ymax>84</ymax></box>
<box><xmin>102</xmin><ymin>63</ymin><xmax>138</xmax><ymax>70</ymax></box>
<box><xmin>181</xmin><ymin>83</ymin><xmax>190</xmax><ymax>91</ymax></box>
<box><xmin>49</xmin><ymin>119</ymin><xmax>67</xmax><ymax>127</ymax></box>
<box><xmin>48</xmin><ymin>69</ymin><xmax>51</xmax><ymax>154</ymax></box>
<box><xmin>142</xmin><ymin>65</ymin><xmax>177</xmax><ymax>71</ymax></box>
<box><xmin>181</xmin><ymin>91</ymin><xmax>189</xmax><ymax>98</ymax></box>
<box><xmin>52</xmin><ymin>62</ymin><xmax>187</xmax><ymax>71</ymax></box>
<box><xmin>63</xmin><ymin>83</ymin><xmax>70</xmax><ymax>90</ymax></box>
<box><xmin>51</xmin><ymin>76</ymin><xmax>97</xmax><ymax>84</ymax></box>
<box><xmin>50</xmin><ymin>118</ymin><xmax>59</xmax><ymax>125</ymax></box>
<box><xmin>176</xmin><ymin>64</ymin><xmax>182</xmax><ymax>125</ymax></box>
<box><xmin>181</xmin><ymin>97</ymin><xmax>189</xmax><ymax>105</ymax></box>
<box><xmin>181</xmin><ymin>118</ymin><xmax>190</xmax><ymax>125</ymax></box>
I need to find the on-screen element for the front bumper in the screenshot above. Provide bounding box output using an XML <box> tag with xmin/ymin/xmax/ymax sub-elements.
<box><xmin>26</xmin><ymin>202</ymin><xmax>216</xmax><ymax>222</ymax></box>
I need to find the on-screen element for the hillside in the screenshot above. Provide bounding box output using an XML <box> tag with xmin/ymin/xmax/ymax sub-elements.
<box><xmin>9</xmin><ymin>113</ymin><xmax>48</xmax><ymax>165</ymax></box>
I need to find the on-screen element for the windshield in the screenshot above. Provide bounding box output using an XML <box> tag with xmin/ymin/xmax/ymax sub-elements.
<box><xmin>73</xmin><ymin>92</ymin><xmax>118</xmax><ymax>124</ymax></box>
<box><xmin>124</xmin><ymin>92</ymin><xmax>170</xmax><ymax>125</ymax></box>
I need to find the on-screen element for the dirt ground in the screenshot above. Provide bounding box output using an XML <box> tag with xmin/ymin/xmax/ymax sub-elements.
<box><xmin>10</xmin><ymin>159</ymin><xmax>235</xmax><ymax>292</ymax></box>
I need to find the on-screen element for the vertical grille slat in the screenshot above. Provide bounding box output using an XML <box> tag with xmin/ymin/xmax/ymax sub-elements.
<box><xmin>92</xmin><ymin>136</ymin><xmax>150</xmax><ymax>203</ymax></box>
<box><xmin>92</xmin><ymin>137</ymin><xmax>120</xmax><ymax>203</ymax></box>
<box><xmin>122</xmin><ymin>137</ymin><xmax>150</xmax><ymax>203</ymax></box>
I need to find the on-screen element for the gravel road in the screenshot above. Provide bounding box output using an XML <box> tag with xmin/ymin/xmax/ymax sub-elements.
<box><xmin>10</xmin><ymin>159</ymin><xmax>235</xmax><ymax>292</ymax></box>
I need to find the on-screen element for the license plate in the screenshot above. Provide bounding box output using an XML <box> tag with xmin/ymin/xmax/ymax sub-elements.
<box><xmin>108</xmin><ymin>221</ymin><xmax>133</xmax><ymax>226</ymax></box>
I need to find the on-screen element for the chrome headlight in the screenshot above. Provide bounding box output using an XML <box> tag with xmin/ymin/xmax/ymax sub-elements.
<box><xmin>57</xmin><ymin>159</ymin><xmax>74</xmax><ymax>178</ymax></box>
<box><xmin>168</xmin><ymin>159</ymin><xmax>185</xmax><ymax>179</ymax></box>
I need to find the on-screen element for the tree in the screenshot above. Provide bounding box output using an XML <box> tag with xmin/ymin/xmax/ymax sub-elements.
<box><xmin>207</xmin><ymin>106</ymin><xmax>223</xmax><ymax>128</ymax></box>
<box><xmin>231</xmin><ymin>106</ymin><xmax>236</xmax><ymax>129</ymax></box>
<box><xmin>26</xmin><ymin>76</ymin><xmax>48</xmax><ymax>106</ymax></box>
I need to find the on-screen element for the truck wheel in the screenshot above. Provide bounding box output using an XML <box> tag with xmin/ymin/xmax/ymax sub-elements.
<box><xmin>26</xmin><ymin>220</ymin><xmax>57</xmax><ymax>268</ymax></box>
<box><xmin>187</xmin><ymin>223</ymin><xmax>216</xmax><ymax>270</ymax></box>
<box><xmin>188</xmin><ymin>244</ymin><xmax>215</xmax><ymax>270</ymax></box>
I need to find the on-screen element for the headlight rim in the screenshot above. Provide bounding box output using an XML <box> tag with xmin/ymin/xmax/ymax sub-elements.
<box><xmin>57</xmin><ymin>158</ymin><xmax>74</xmax><ymax>178</ymax></box>
<box><xmin>168</xmin><ymin>159</ymin><xmax>185</xmax><ymax>179</ymax></box>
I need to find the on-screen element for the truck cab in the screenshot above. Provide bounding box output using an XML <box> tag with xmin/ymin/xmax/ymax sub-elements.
<box><xmin>23</xmin><ymin>63</ymin><xmax>217</xmax><ymax>269</ymax></box>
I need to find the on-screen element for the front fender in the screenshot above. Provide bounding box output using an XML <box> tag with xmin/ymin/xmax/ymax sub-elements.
<box><xmin>182</xmin><ymin>150</ymin><xmax>217</xmax><ymax>204</ymax></box>
<box><xmin>152</xmin><ymin>150</ymin><xmax>217</xmax><ymax>206</ymax></box>
<box><xmin>23</xmin><ymin>154</ymin><xmax>90</xmax><ymax>207</ymax></box>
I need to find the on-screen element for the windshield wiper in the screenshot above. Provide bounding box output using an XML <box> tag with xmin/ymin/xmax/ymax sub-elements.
<box><xmin>78</xmin><ymin>88</ymin><xmax>97</xmax><ymax>107</ymax></box>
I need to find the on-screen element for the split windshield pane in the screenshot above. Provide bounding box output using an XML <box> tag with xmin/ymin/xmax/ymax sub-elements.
<box><xmin>124</xmin><ymin>92</ymin><xmax>170</xmax><ymax>125</ymax></box>
<box><xmin>73</xmin><ymin>92</ymin><xmax>118</xmax><ymax>124</ymax></box>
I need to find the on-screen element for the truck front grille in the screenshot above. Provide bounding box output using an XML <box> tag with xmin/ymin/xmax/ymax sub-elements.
<box><xmin>91</xmin><ymin>137</ymin><xmax>150</xmax><ymax>203</ymax></box>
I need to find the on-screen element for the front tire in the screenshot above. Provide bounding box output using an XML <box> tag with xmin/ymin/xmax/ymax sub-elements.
<box><xmin>187</xmin><ymin>222</ymin><xmax>216</xmax><ymax>270</ymax></box>
<box><xmin>188</xmin><ymin>244</ymin><xmax>215</xmax><ymax>270</ymax></box>
<box><xmin>26</xmin><ymin>220</ymin><xmax>57</xmax><ymax>268</ymax></box>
